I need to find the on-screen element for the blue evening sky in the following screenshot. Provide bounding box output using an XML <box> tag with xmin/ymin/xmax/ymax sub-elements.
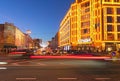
<box><xmin>0</xmin><ymin>0</ymin><xmax>74</xmax><ymax>42</ymax></box>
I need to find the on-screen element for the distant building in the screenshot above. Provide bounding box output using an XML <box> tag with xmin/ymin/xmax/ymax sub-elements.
<box><xmin>0</xmin><ymin>22</ymin><xmax>16</xmax><ymax>50</ymax></box>
<box><xmin>24</xmin><ymin>34</ymin><xmax>34</xmax><ymax>49</ymax></box>
<box><xmin>49</xmin><ymin>32</ymin><xmax>59</xmax><ymax>51</ymax></box>
<box><xmin>15</xmin><ymin>27</ymin><xmax>26</xmax><ymax>49</ymax></box>
<box><xmin>33</xmin><ymin>38</ymin><xmax>42</xmax><ymax>49</ymax></box>
<box><xmin>0</xmin><ymin>22</ymin><xmax>33</xmax><ymax>54</ymax></box>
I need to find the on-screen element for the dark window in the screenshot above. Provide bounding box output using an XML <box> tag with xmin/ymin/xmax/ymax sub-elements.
<box><xmin>117</xmin><ymin>8</ymin><xmax>120</xmax><ymax>14</ymax></box>
<box><xmin>118</xmin><ymin>34</ymin><xmax>120</xmax><ymax>40</ymax></box>
<box><xmin>85</xmin><ymin>8</ymin><xmax>90</xmax><ymax>13</ymax></box>
<box><xmin>105</xmin><ymin>0</ymin><xmax>110</xmax><ymax>2</ymax></box>
<box><xmin>107</xmin><ymin>8</ymin><xmax>113</xmax><ymax>14</ymax></box>
<box><xmin>117</xmin><ymin>25</ymin><xmax>120</xmax><ymax>32</ymax></box>
<box><xmin>81</xmin><ymin>2</ymin><xmax>90</xmax><ymax>8</ymax></box>
<box><xmin>85</xmin><ymin>2</ymin><xmax>90</xmax><ymax>7</ymax></box>
<box><xmin>117</xmin><ymin>16</ymin><xmax>120</xmax><ymax>23</ymax></box>
<box><xmin>77</xmin><ymin>0</ymin><xmax>82</xmax><ymax>3</ymax></box>
<box><xmin>84</xmin><ymin>29</ymin><xmax>88</xmax><ymax>33</ymax></box>
<box><xmin>114</xmin><ymin>0</ymin><xmax>119</xmax><ymax>2</ymax></box>
<box><xmin>107</xmin><ymin>16</ymin><xmax>113</xmax><ymax>23</ymax></box>
<box><xmin>107</xmin><ymin>25</ymin><xmax>113</xmax><ymax>31</ymax></box>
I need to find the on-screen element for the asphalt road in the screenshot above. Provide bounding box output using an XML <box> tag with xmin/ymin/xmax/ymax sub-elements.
<box><xmin>0</xmin><ymin>57</ymin><xmax>120</xmax><ymax>81</ymax></box>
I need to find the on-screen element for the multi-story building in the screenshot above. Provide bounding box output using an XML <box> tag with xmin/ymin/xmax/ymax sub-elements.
<box><xmin>0</xmin><ymin>22</ymin><xmax>33</xmax><ymax>54</ymax></box>
<box><xmin>59</xmin><ymin>0</ymin><xmax>120</xmax><ymax>53</ymax></box>
<box><xmin>33</xmin><ymin>38</ymin><xmax>42</xmax><ymax>49</ymax></box>
<box><xmin>59</xmin><ymin>0</ymin><xmax>81</xmax><ymax>51</ymax></box>
<box><xmin>0</xmin><ymin>22</ymin><xmax>16</xmax><ymax>49</ymax></box>
<box><xmin>15</xmin><ymin>27</ymin><xmax>26</xmax><ymax>49</ymax></box>
<box><xmin>59</xmin><ymin>6</ymin><xmax>72</xmax><ymax>51</ymax></box>
<box><xmin>24</xmin><ymin>33</ymin><xmax>34</xmax><ymax>49</ymax></box>
<box><xmin>49</xmin><ymin>32</ymin><xmax>59</xmax><ymax>51</ymax></box>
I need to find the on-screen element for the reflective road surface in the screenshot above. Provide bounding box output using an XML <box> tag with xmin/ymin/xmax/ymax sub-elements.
<box><xmin>0</xmin><ymin>56</ymin><xmax>120</xmax><ymax>81</ymax></box>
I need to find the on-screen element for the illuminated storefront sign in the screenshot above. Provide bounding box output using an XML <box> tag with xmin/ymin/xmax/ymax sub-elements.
<box><xmin>78</xmin><ymin>38</ymin><xmax>91</xmax><ymax>43</ymax></box>
<box><xmin>64</xmin><ymin>45</ymin><xmax>70</xmax><ymax>50</ymax></box>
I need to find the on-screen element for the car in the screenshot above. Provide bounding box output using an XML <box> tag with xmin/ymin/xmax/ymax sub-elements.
<box><xmin>66</xmin><ymin>51</ymin><xmax>93</xmax><ymax>56</ymax></box>
<box><xmin>9</xmin><ymin>49</ymin><xmax>34</xmax><ymax>59</ymax></box>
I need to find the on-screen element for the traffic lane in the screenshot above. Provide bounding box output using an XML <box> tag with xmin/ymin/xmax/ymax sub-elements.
<box><xmin>2</xmin><ymin>58</ymin><xmax>118</xmax><ymax>67</ymax></box>
<box><xmin>0</xmin><ymin>67</ymin><xmax>79</xmax><ymax>81</ymax></box>
<box><xmin>5</xmin><ymin>58</ymin><xmax>110</xmax><ymax>67</ymax></box>
<box><xmin>0</xmin><ymin>55</ymin><xmax>111</xmax><ymax>65</ymax></box>
<box><xmin>0</xmin><ymin>55</ymin><xmax>30</xmax><ymax>64</ymax></box>
<box><xmin>0</xmin><ymin>57</ymin><xmax>119</xmax><ymax>67</ymax></box>
<box><xmin>0</xmin><ymin>64</ymin><xmax>120</xmax><ymax>81</ymax></box>
<box><xmin>0</xmin><ymin>59</ymin><xmax>120</xmax><ymax>81</ymax></box>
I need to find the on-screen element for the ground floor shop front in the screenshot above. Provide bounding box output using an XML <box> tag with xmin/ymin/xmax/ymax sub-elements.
<box><xmin>59</xmin><ymin>42</ymin><xmax>120</xmax><ymax>54</ymax></box>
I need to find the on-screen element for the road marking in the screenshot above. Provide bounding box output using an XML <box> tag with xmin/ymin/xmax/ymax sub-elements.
<box><xmin>58</xmin><ymin>78</ymin><xmax>77</xmax><ymax>80</ymax></box>
<box><xmin>11</xmin><ymin>63</ymin><xmax>20</xmax><ymax>66</ymax></box>
<box><xmin>0</xmin><ymin>67</ymin><xmax>7</xmax><ymax>69</ymax></box>
<box><xmin>60</xmin><ymin>63</ymin><xmax>65</xmax><ymax>64</ymax></box>
<box><xmin>0</xmin><ymin>62</ymin><xmax>8</xmax><ymax>64</ymax></box>
<box><xmin>95</xmin><ymin>78</ymin><xmax>111</xmax><ymax>80</ymax></box>
<box><xmin>16</xmin><ymin>78</ymin><xmax>37</xmax><ymax>80</ymax></box>
<box><xmin>37</xmin><ymin>63</ymin><xmax>47</xmax><ymax>66</ymax></box>
<box><xmin>11</xmin><ymin>60</ymin><xmax>31</xmax><ymax>66</ymax></box>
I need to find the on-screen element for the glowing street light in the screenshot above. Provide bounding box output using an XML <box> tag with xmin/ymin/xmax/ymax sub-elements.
<box><xmin>26</xmin><ymin>30</ymin><xmax>31</xmax><ymax>35</ymax></box>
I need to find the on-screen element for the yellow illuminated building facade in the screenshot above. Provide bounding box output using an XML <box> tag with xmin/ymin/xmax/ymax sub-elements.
<box><xmin>59</xmin><ymin>0</ymin><xmax>120</xmax><ymax>52</ymax></box>
<box><xmin>59</xmin><ymin>1</ymin><xmax>80</xmax><ymax>50</ymax></box>
<box><xmin>15</xmin><ymin>28</ymin><xmax>25</xmax><ymax>49</ymax></box>
<box><xmin>59</xmin><ymin>9</ymin><xmax>71</xmax><ymax>50</ymax></box>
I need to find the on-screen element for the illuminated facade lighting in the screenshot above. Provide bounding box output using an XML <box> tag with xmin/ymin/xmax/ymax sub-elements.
<box><xmin>59</xmin><ymin>0</ymin><xmax>120</xmax><ymax>52</ymax></box>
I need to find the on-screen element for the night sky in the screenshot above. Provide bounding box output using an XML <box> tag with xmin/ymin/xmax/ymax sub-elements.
<box><xmin>0</xmin><ymin>0</ymin><xmax>74</xmax><ymax>42</ymax></box>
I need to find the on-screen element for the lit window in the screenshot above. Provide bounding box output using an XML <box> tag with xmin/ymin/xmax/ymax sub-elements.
<box><xmin>85</xmin><ymin>8</ymin><xmax>90</xmax><ymax>13</ymax></box>
<box><xmin>95</xmin><ymin>0</ymin><xmax>99</xmax><ymax>2</ymax></box>
<box><xmin>107</xmin><ymin>33</ymin><xmax>114</xmax><ymax>40</ymax></box>
<box><xmin>72</xmin><ymin>5</ymin><xmax>77</xmax><ymax>10</ymax></box>
<box><xmin>81</xmin><ymin>2</ymin><xmax>90</xmax><ymax>8</ymax></box>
